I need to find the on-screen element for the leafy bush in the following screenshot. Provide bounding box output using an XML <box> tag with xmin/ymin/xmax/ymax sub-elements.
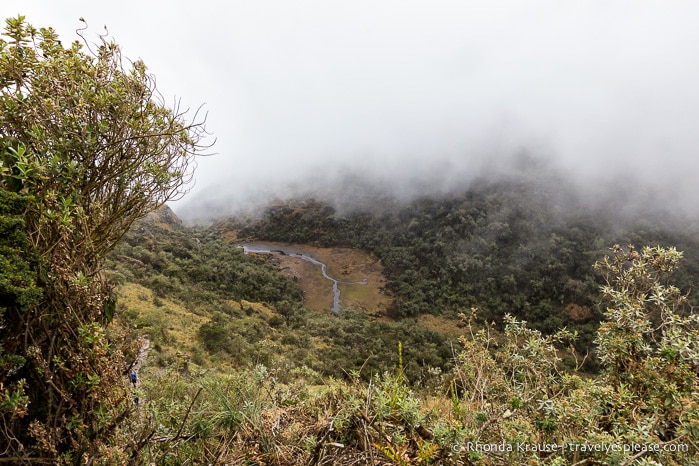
<box><xmin>0</xmin><ymin>14</ymin><xmax>205</xmax><ymax>462</ymax></box>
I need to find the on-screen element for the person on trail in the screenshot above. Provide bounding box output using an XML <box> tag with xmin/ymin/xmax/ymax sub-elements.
<box><xmin>130</xmin><ymin>371</ymin><xmax>137</xmax><ymax>387</ymax></box>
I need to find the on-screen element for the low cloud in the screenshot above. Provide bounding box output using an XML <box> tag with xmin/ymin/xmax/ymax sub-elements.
<box><xmin>15</xmin><ymin>1</ymin><xmax>699</xmax><ymax>221</ymax></box>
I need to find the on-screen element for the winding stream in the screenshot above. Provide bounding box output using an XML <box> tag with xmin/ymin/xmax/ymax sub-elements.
<box><xmin>238</xmin><ymin>243</ymin><xmax>366</xmax><ymax>311</ymax></box>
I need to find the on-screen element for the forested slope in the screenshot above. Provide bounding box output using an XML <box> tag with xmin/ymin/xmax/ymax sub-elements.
<box><xmin>228</xmin><ymin>176</ymin><xmax>699</xmax><ymax>361</ymax></box>
<box><xmin>4</xmin><ymin>14</ymin><xmax>697</xmax><ymax>464</ymax></box>
<box><xmin>108</xmin><ymin>210</ymin><xmax>699</xmax><ymax>465</ymax></box>
<box><xmin>106</xmin><ymin>206</ymin><xmax>454</xmax><ymax>381</ymax></box>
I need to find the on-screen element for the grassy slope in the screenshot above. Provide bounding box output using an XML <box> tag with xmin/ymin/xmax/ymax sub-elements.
<box><xmin>105</xmin><ymin>204</ymin><xmax>698</xmax><ymax>465</ymax></box>
<box><xmin>107</xmin><ymin>206</ymin><xmax>459</xmax><ymax>382</ymax></box>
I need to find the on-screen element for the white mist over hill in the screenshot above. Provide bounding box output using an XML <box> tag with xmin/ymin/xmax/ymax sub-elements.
<box><xmin>16</xmin><ymin>1</ymin><xmax>699</xmax><ymax>221</ymax></box>
<box><xmin>174</xmin><ymin>1</ymin><xmax>699</xmax><ymax>221</ymax></box>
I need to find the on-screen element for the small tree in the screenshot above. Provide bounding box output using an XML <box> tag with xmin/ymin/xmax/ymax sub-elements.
<box><xmin>0</xmin><ymin>15</ymin><xmax>208</xmax><ymax>462</ymax></box>
<box><xmin>594</xmin><ymin>245</ymin><xmax>699</xmax><ymax>446</ymax></box>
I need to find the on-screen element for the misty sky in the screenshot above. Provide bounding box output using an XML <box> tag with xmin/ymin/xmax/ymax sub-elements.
<box><xmin>13</xmin><ymin>1</ymin><xmax>699</xmax><ymax>219</ymax></box>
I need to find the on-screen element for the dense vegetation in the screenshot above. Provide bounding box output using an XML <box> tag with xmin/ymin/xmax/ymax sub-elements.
<box><xmin>110</xmin><ymin>243</ymin><xmax>699</xmax><ymax>465</ymax></box>
<box><xmin>0</xmin><ymin>16</ymin><xmax>205</xmax><ymax>462</ymax></box>
<box><xmin>2</xmin><ymin>14</ymin><xmax>698</xmax><ymax>466</ymax></box>
<box><xmin>231</xmin><ymin>179</ymin><xmax>699</xmax><ymax>362</ymax></box>
<box><xmin>106</xmin><ymin>208</ymin><xmax>453</xmax><ymax>382</ymax></box>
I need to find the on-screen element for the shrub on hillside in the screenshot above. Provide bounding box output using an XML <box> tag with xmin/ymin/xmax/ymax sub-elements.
<box><xmin>128</xmin><ymin>246</ymin><xmax>698</xmax><ymax>465</ymax></box>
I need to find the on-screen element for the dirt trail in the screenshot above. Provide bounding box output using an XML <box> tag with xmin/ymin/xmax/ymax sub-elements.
<box><xmin>130</xmin><ymin>337</ymin><xmax>150</xmax><ymax>406</ymax></box>
<box><xmin>132</xmin><ymin>336</ymin><xmax>150</xmax><ymax>373</ymax></box>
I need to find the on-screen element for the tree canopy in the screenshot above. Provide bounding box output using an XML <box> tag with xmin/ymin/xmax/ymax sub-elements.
<box><xmin>0</xmin><ymin>15</ymin><xmax>207</xmax><ymax>261</ymax></box>
<box><xmin>0</xmin><ymin>15</ymin><xmax>207</xmax><ymax>462</ymax></box>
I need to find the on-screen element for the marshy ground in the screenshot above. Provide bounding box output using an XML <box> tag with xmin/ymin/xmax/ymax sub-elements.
<box><xmin>245</xmin><ymin>244</ymin><xmax>392</xmax><ymax>314</ymax></box>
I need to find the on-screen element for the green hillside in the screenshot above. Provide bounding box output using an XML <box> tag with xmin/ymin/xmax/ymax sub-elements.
<box><xmin>227</xmin><ymin>179</ymin><xmax>699</xmax><ymax>369</ymax></box>
<box><xmin>97</xmin><ymin>181</ymin><xmax>699</xmax><ymax>464</ymax></box>
<box><xmin>106</xmin><ymin>206</ymin><xmax>456</xmax><ymax>382</ymax></box>
<box><xmin>3</xmin><ymin>15</ymin><xmax>698</xmax><ymax>465</ymax></box>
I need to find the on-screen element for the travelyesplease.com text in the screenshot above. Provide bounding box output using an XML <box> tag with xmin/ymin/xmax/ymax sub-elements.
<box><xmin>455</xmin><ymin>441</ymin><xmax>688</xmax><ymax>455</ymax></box>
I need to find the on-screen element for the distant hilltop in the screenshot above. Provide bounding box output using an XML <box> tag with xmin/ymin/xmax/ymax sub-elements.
<box><xmin>144</xmin><ymin>205</ymin><xmax>183</xmax><ymax>228</ymax></box>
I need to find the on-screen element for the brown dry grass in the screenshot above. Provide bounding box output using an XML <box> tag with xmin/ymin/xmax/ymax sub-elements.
<box><xmin>417</xmin><ymin>314</ymin><xmax>468</xmax><ymax>338</ymax></box>
<box><xmin>117</xmin><ymin>283</ymin><xmax>207</xmax><ymax>350</ymax></box>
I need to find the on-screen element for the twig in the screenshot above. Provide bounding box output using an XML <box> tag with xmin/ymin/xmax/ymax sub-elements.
<box><xmin>307</xmin><ymin>418</ymin><xmax>335</xmax><ymax>466</ymax></box>
<box><xmin>156</xmin><ymin>386</ymin><xmax>203</xmax><ymax>460</ymax></box>
<box><xmin>151</xmin><ymin>433</ymin><xmax>197</xmax><ymax>443</ymax></box>
<box><xmin>175</xmin><ymin>387</ymin><xmax>202</xmax><ymax>441</ymax></box>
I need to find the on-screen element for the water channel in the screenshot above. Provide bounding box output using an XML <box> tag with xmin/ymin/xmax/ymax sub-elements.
<box><xmin>238</xmin><ymin>243</ymin><xmax>367</xmax><ymax>311</ymax></box>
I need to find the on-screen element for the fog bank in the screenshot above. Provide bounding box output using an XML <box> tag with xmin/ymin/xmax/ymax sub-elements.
<box><xmin>170</xmin><ymin>1</ymin><xmax>699</xmax><ymax>221</ymax></box>
<box><xmin>16</xmin><ymin>1</ymin><xmax>699</xmax><ymax>221</ymax></box>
